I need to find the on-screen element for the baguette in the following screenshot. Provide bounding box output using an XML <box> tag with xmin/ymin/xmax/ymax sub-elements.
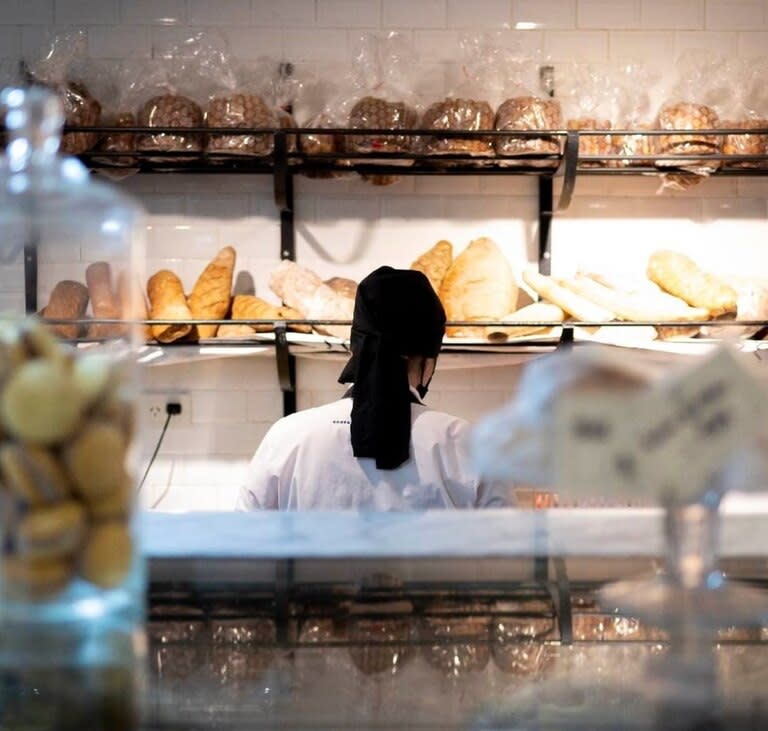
<box><xmin>146</xmin><ymin>270</ymin><xmax>193</xmax><ymax>343</ymax></box>
<box><xmin>230</xmin><ymin>296</ymin><xmax>312</xmax><ymax>335</ymax></box>
<box><xmin>484</xmin><ymin>302</ymin><xmax>565</xmax><ymax>342</ymax></box>
<box><xmin>647</xmin><ymin>251</ymin><xmax>737</xmax><ymax>317</ymax></box>
<box><xmin>561</xmin><ymin>275</ymin><xmax>710</xmax><ymax>323</ymax></box>
<box><xmin>85</xmin><ymin>262</ymin><xmax>124</xmax><ymax>339</ymax></box>
<box><xmin>522</xmin><ymin>271</ymin><xmax>614</xmax><ymax>323</ymax></box>
<box><xmin>187</xmin><ymin>246</ymin><xmax>236</xmax><ymax>339</ymax></box>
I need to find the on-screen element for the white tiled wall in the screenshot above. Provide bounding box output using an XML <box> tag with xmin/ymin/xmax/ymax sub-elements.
<box><xmin>3</xmin><ymin>1</ymin><xmax>767</xmax><ymax>510</ymax></box>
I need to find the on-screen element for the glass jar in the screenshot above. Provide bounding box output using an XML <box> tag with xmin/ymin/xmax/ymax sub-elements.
<box><xmin>0</xmin><ymin>86</ymin><xmax>146</xmax><ymax>731</ymax></box>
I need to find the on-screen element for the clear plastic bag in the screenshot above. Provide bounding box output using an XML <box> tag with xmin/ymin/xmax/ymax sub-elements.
<box><xmin>27</xmin><ymin>29</ymin><xmax>102</xmax><ymax>155</ymax></box>
<box><xmin>611</xmin><ymin>63</ymin><xmax>661</xmax><ymax>168</ymax></box>
<box><xmin>494</xmin><ymin>50</ymin><xmax>562</xmax><ymax>167</ymax></box>
<box><xmin>721</xmin><ymin>58</ymin><xmax>768</xmax><ymax>169</ymax></box>
<box><xmin>343</xmin><ymin>32</ymin><xmax>419</xmax><ymax>158</ymax></box>
<box><xmin>206</xmin><ymin>55</ymin><xmax>279</xmax><ymax>158</ymax></box>
<box><xmin>95</xmin><ymin>63</ymin><xmax>143</xmax><ymax>169</ymax></box>
<box><xmin>133</xmin><ymin>33</ymin><xmax>214</xmax><ymax>158</ymax></box>
<box><xmin>655</xmin><ymin>50</ymin><xmax>725</xmax><ymax>177</ymax></box>
<box><xmin>419</xmin><ymin>34</ymin><xmax>498</xmax><ymax>157</ymax></box>
<box><xmin>560</xmin><ymin>63</ymin><xmax>621</xmax><ymax>168</ymax></box>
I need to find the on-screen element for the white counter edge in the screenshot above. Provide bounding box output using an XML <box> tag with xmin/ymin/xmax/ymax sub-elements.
<box><xmin>142</xmin><ymin>499</ymin><xmax>768</xmax><ymax>560</ymax></box>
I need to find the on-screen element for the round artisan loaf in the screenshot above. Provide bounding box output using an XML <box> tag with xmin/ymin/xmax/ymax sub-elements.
<box><xmin>207</xmin><ymin>93</ymin><xmax>276</xmax><ymax>156</ymax></box>
<box><xmin>138</xmin><ymin>94</ymin><xmax>204</xmax><ymax>153</ymax></box>
<box><xmin>420</xmin><ymin>97</ymin><xmax>494</xmax><ymax>155</ymax></box>
<box><xmin>439</xmin><ymin>237</ymin><xmax>517</xmax><ymax>338</ymax></box>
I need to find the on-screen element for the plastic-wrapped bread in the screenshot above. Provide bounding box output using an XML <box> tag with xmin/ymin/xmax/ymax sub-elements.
<box><xmin>420</xmin><ymin>98</ymin><xmax>494</xmax><ymax>156</ymax></box>
<box><xmin>269</xmin><ymin>261</ymin><xmax>353</xmax><ymax>339</ymax></box>
<box><xmin>146</xmin><ymin>270</ymin><xmax>193</xmax><ymax>343</ymax></box>
<box><xmin>138</xmin><ymin>94</ymin><xmax>204</xmax><ymax>155</ymax></box>
<box><xmin>187</xmin><ymin>246</ymin><xmax>236</xmax><ymax>339</ymax></box>
<box><xmin>410</xmin><ymin>240</ymin><xmax>453</xmax><ymax>295</ymax></box>
<box><xmin>701</xmin><ymin>275</ymin><xmax>768</xmax><ymax>339</ymax></box>
<box><xmin>440</xmin><ymin>238</ymin><xmax>517</xmax><ymax>338</ymax></box>
<box><xmin>347</xmin><ymin>96</ymin><xmax>417</xmax><ymax>155</ymax></box>
<box><xmin>656</xmin><ymin>102</ymin><xmax>721</xmax><ymax>164</ymax></box>
<box><xmin>566</xmin><ymin>118</ymin><xmax>612</xmax><ymax>167</ymax></box>
<box><xmin>722</xmin><ymin>118</ymin><xmax>768</xmax><ymax>169</ymax></box>
<box><xmin>495</xmin><ymin>96</ymin><xmax>562</xmax><ymax>167</ymax></box>
<box><xmin>206</xmin><ymin>93</ymin><xmax>277</xmax><ymax>156</ymax></box>
<box><xmin>41</xmin><ymin>281</ymin><xmax>90</xmax><ymax>340</ymax></box>
<box><xmin>612</xmin><ymin>122</ymin><xmax>654</xmax><ymax>168</ymax></box>
<box><xmin>59</xmin><ymin>81</ymin><xmax>102</xmax><ymax>155</ymax></box>
<box><xmin>484</xmin><ymin>302</ymin><xmax>565</xmax><ymax>342</ymax></box>
<box><xmin>646</xmin><ymin>251</ymin><xmax>737</xmax><ymax>317</ymax></box>
<box><xmin>98</xmin><ymin>111</ymin><xmax>136</xmax><ymax>167</ymax></box>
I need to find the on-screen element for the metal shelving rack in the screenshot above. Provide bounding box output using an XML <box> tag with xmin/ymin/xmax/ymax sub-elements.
<box><xmin>42</xmin><ymin>124</ymin><xmax>768</xmax><ymax>414</ymax></box>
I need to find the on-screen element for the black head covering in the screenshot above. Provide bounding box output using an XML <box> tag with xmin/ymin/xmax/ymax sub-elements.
<box><xmin>338</xmin><ymin>266</ymin><xmax>446</xmax><ymax>470</ymax></box>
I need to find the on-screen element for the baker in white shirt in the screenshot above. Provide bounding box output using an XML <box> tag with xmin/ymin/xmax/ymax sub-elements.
<box><xmin>237</xmin><ymin>266</ymin><xmax>511</xmax><ymax>511</ymax></box>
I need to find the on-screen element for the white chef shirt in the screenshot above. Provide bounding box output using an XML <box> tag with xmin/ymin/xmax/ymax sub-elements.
<box><xmin>237</xmin><ymin>389</ymin><xmax>511</xmax><ymax>511</ymax></box>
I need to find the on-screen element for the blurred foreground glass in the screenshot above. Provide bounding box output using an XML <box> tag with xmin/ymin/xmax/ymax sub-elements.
<box><xmin>0</xmin><ymin>86</ymin><xmax>146</xmax><ymax>731</ymax></box>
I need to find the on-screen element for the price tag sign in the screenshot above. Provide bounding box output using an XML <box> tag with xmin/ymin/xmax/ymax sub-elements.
<box><xmin>554</xmin><ymin>347</ymin><xmax>768</xmax><ymax>501</ymax></box>
<box><xmin>555</xmin><ymin>393</ymin><xmax>645</xmax><ymax>499</ymax></box>
<box><xmin>637</xmin><ymin>347</ymin><xmax>768</xmax><ymax>499</ymax></box>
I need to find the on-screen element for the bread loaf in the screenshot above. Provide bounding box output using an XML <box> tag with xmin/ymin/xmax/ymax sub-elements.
<box><xmin>146</xmin><ymin>270</ymin><xmax>193</xmax><ymax>343</ymax></box>
<box><xmin>420</xmin><ymin>98</ymin><xmax>494</xmax><ymax>156</ymax></box>
<box><xmin>722</xmin><ymin>118</ymin><xmax>768</xmax><ymax>169</ymax></box>
<box><xmin>646</xmin><ymin>251</ymin><xmax>737</xmax><ymax>317</ymax></box>
<box><xmin>230</xmin><ymin>295</ymin><xmax>311</xmax><ymax>334</ymax></box>
<box><xmin>495</xmin><ymin>96</ymin><xmax>562</xmax><ymax>166</ymax></box>
<box><xmin>42</xmin><ymin>281</ymin><xmax>89</xmax><ymax>339</ymax></box>
<box><xmin>59</xmin><ymin>81</ymin><xmax>101</xmax><ymax>155</ymax></box>
<box><xmin>410</xmin><ymin>240</ymin><xmax>453</xmax><ymax>295</ymax></box>
<box><xmin>440</xmin><ymin>238</ymin><xmax>517</xmax><ymax>338</ymax></box>
<box><xmin>138</xmin><ymin>94</ymin><xmax>204</xmax><ymax>155</ymax></box>
<box><xmin>485</xmin><ymin>302</ymin><xmax>565</xmax><ymax>342</ymax></box>
<box><xmin>269</xmin><ymin>261</ymin><xmax>353</xmax><ymax>339</ymax></box>
<box><xmin>560</xmin><ymin>275</ymin><xmax>710</xmax><ymax>323</ymax></box>
<box><xmin>522</xmin><ymin>271</ymin><xmax>614</xmax><ymax>323</ymax></box>
<box><xmin>324</xmin><ymin>277</ymin><xmax>358</xmax><ymax>300</ymax></box>
<box><xmin>656</xmin><ymin>102</ymin><xmax>721</xmax><ymax>164</ymax></box>
<box><xmin>98</xmin><ymin>111</ymin><xmax>136</xmax><ymax>167</ymax></box>
<box><xmin>566</xmin><ymin>118</ymin><xmax>612</xmax><ymax>167</ymax></box>
<box><xmin>207</xmin><ymin>94</ymin><xmax>276</xmax><ymax>156</ymax></box>
<box><xmin>85</xmin><ymin>262</ymin><xmax>124</xmax><ymax>339</ymax></box>
<box><xmin>347</xmin><ymin>96</ymin><xmax>417</xmax><ymax>155</ymax></box>
<box><xmin>187</xmin><ymin>246</ymin><xmax>236</xmax><ymax>339</ymax></box>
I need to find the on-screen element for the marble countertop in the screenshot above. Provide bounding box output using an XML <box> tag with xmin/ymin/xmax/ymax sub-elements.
<box><xmin>143</xmin><ymin>495</ymin><xmax>768</xmax><ymax>560</ymax></box>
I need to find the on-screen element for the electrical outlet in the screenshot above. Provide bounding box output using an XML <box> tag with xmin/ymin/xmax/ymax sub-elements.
<box><xmin>141</xmin><ymin>392</ymin><xmax>191</xmax><ymax>427</ymax></box>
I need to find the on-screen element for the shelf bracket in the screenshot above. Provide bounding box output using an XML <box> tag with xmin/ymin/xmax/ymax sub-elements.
<box><xmin>556</xmin><ymin>130</ymin><xmax>579</xmax><ymax>212</ymax></box>
<box><xmin>273</xmin><ymin>131</ymin><xmax>295</xmax><ymax>262</ymax></box>
<box><xmin>537</xmin><ymin>176</ymin><xmax>554</xmax><ymax>275</ymax></box>
<box><xmin>275</xmin><ymin>323</ymin><xmax>297</xmax><ymax>416</ymax></box>
<box><xmin>24</xmin><ymin>242</ymin><xmax>38</xmax><ymax>314</ymax></box>
<box><xmin>552</xmin><ymin>557</ymin><xmax>573</xmax><ymax>645</ymax></box>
